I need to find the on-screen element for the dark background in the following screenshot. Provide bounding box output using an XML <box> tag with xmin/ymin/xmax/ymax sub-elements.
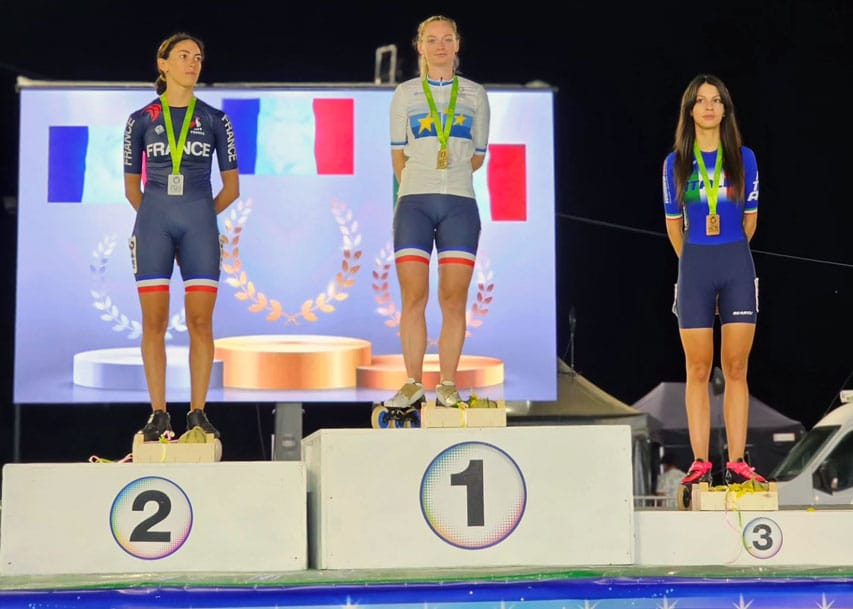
<box><xmin>1</xmin><ymin>1</ymin><xmax>852</xmax><ymax>466</ymax></box>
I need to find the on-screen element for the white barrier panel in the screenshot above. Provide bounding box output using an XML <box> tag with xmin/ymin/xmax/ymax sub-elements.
<box><xmin>303</xmin><ymin>425</ymin><xmax>634</xmax><ymax>569</ymax></box>
<box><xmin>0</xmin><ymin>462</ymin><xmax>306</xmax><ymax>575</ymax></box>
<box><xmin>635</xmin><ymin>509</ymin><xmax>853</xmax><ymax>565</ymax></box>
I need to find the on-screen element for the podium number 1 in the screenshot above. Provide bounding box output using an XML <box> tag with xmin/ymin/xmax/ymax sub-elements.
<box><xmin>421</xmin><ymin>441</ymin><xmax>526</xmax><ymax>549</ymax></box>
<box><xmin>450</xmin><ymin>459</ymin><xmax>484</xmax><ymax>526</ymax></box>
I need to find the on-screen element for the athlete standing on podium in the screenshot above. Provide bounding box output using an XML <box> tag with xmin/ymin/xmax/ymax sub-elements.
<box><xmin>386</xmin><ymin>15</ymin><xmax>490</xmax><ymax>411</ymax></box>
<box><xmin>123</xmin><ymin>32</ymin><xmax>239</xmax><ymax>441</ymax></box>
<box><xmin>663</xmin><ymin>74</ymin><xmax>766</xmax><ymax>488</ymax></box>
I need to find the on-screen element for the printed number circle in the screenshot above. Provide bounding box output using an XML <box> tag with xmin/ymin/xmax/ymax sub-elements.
<box><xmin>421</xmin><ymin>441</ymin><xmax>526</xmax><ymax>549</ymax></box>
<box><xmin>743</xmin><ymin>516</ymin><xmax>783</xmax><ymax>559</ymax></box>
<box><xmin>110</xmin><ymin>476</ymin><xmax>193</xmax><ymax>559</ymax></box>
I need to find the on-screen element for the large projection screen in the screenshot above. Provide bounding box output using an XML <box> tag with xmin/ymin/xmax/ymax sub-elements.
<box><xmin>15</xmin><ymin>81</ymin><xmax>556</xmax><ymax>405</ymax></box>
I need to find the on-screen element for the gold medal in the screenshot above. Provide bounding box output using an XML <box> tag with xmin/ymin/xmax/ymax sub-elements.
<box><xmin>706</xmin><ymin>213</ymin><xmax>720</xmax><ymax>236</ymax></box>
<box><xmin>437</xmin><ymin>148</ymin><xmax>449</xmax><ymax>169</ymax></box>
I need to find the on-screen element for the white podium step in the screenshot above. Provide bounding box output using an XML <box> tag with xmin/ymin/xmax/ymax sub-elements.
<box><xmin>635</xmin><ymin>508</ymin><xmax>853</xmax><ymax>565</ymax></box>
<box><xmin>0</xmin><ymin>461</ymin><xmax>306</xmax><ymax>575</ymax></box>
<box><xmin>303</xmin><ymin>425</ymin><xmax>634</xmax><ymax>569</ymax></box>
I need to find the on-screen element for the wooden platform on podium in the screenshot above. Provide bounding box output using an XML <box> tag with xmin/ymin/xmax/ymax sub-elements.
<box><xmin>0</xmin><ymin>461</ymin><xmax>306</xmax><ymax>575</ymax></box>
<box><xmin>420</xmin><ymin>400</ymin><xmax>507</xmax><ymax>428</ymax></box>
<box><xmin>302</xmin><ymin>425</ymin><xmax>634</xmax><ymax>569</ymax></box>
<box><xmin>689</xmin><ymin>481</ymin><xmax>779</xmax><ymax>511</ymax></box>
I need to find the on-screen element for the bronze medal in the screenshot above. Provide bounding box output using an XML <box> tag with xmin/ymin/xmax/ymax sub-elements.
<box><xmin>437</xmin><ymin>148</ymin><xmax>449</xmax><ymax>169</ymax></box>
<box><xmin>706</xmin><ymin>213</ymin><xmax>720</xmax><ymax>236</ymax></box>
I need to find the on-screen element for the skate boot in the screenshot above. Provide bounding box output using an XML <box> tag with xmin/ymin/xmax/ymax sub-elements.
<box><xmin>373</xmin><ymin>379</ymin><xmax>424</xmax><ymax>428</ymax></box>
<box><xmin>725</xmin><ymin>458</ymin><xmax>768</xmax><ymax>487</ymax></box>
<box><xmin>186</xmin><ymin>408</ymin><xmax>221</xmax><ymax>439</ymax></box>
<box><xmin>677</xmin><ymin>459</ymin><xmax>713</xmax><ymax>510</ymax></box>
<box><xmin>681</xmin><ymin>459</ymin><xmax>714</xmax><ymax>485</ymax></box>
<box><xmin>138</xmin><ymin>409</ymin><xmax>174</xmax><ymax>442</ymax></box>
<box><xmin>435</xmin><ymin>380</ymin><xmax>467</xmax><ymax>408</ymax></box>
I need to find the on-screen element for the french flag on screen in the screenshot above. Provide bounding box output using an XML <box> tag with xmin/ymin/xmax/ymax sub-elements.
<box><xmin>222</xmin><ymin>97</ymin><xmax>354</xmax><ymax>175</ymax></box>
<box><xmin>47</xmin><ymin>125</ymin><xmax>124</xmax><ymax>203</ymax></box>
<box><xmin>474</xmin><ymin>143</ymin><xmax>527</xmax><ymax>222</ymax></box>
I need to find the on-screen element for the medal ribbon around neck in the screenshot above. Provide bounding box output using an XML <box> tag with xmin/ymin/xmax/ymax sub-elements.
<box><xmin>693</xmin><ymin>141</ymin><xmax>723</xmax><ymax>215</ymax></box>
<box><xmin>160</xmin><ymin>94</ymin><xmax>197</xmax><ymax>176</ymax></box>
<box><xmin>422</xmin><ymin>76</ymin><xmax>459</xmax><ymax>157</ymax></box>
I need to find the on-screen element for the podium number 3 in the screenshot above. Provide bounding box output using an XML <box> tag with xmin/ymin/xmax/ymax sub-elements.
<box><xmin>743</xmin><ymin>516</ymin><xmax>783</xmax><ymax>559</ymax></box>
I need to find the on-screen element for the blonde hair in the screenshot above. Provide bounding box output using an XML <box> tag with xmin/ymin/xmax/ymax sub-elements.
<box><xmin>414</xmin><ymin>15</ymin><xmax>460</xmax><ymax>78</ymax></box>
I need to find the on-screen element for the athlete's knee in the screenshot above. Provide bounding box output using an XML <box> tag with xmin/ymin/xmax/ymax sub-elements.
<box><xmin>400</xmin><ymin>285</ymin><xmax>429</xmax><ymax>311</ymax></box>
<box><xmin>185</xmin><ymin>312</ymin><xmax>213</xmax><ymax>338</ymax></box>
<box><xmin>684</xmin><ymin>359</ymin><xmax>713</xmax><ymax>382</ymax></box>
<box><xmin>141</xmin><ymin>315</ymin><xmax>169</xmax><ymax>336</ymax></box>
<box><xmin>721</xmin><ymin>357</ymin><xmax>748</xmax><ymax>381</ymax></box>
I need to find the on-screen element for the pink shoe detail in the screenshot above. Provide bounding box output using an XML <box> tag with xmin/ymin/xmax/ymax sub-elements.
<box><xmin>726</xmin><ymin>459</ymin><xmax>767</xmax><ymax>483</ymax></box>
<box><xmin>681</xmin><ymin>459</ymin><xmax>713</xmax><ymax>484</ymax></box>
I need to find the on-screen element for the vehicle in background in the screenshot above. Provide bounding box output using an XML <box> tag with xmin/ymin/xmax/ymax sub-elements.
<box><xmin>772</xmin><ymin>391</ymin><xmax>853</xmax><ymax>507</ymax></box>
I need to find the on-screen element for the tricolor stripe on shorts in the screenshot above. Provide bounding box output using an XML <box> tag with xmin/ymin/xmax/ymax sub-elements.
<box><xmin>185</xmin><ymin>278</ymin><xmax>219</xmax><ymax>293</ymax></box>
<box><xmin>136</xmin><ymin>278</ymin><xmax>170</xmax><ymax>294</ymax></box>
<box><xmin>394</xmin><ymin>247</ymin><xmax>431</xmax><ymax>265</ymax></box>
<box><xmin>437</xmin><ymin>249</ymin><xmax>476</xmax><ymax>267</ymax></box>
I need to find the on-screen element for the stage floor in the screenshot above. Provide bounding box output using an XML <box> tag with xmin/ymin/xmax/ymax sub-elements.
<box><xmin>1</xmin><ymin>565</ymin><xmax>852</xmax><ymax>609</ymax></box>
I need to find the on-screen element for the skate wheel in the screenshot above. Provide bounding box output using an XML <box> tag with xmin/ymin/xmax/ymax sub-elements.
<box><xmin>677</xmin><ymin>484</ymin><xmax>691</xmax><ymax>510</ymax></box>
<box><xmin>401</xmin><ymin>408</ymin><xmax>421</xmax><ymax>428</ymax></box>
<box><xmin>371</xmin><ymin>405</ymin><xmax>397</xmax><ymax>429</ymax></box>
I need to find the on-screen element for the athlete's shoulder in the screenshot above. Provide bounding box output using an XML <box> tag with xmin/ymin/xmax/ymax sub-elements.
<box><xmin>395</xmin><ymin>77</ymin><xmax>422</xmax><ymax>92</ymax></box>
<box><xmin>457</xmin><ymin>75</ymin><xmax>484</xmax><ymax>90</ymax></box>
<box><xmin>740</xmin><ymin>145</ymin><xmax>757</xmax><ymax>162</ymax></box>
<box><xmin>194</xmin><ymin>97</ymin><xmax>227</xmax><ymax>119</ymax></box>
<box><xmin>663</xmin><ymin>150</ymin><xmax>677</xmax><ymax>169</ymax></box>
<box><xmin>128</xmin><ymin>97</ymin><xmax>163</xmax><ymax>122</ymax></box>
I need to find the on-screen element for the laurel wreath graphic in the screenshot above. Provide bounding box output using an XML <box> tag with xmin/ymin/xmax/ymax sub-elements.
<box><xmin>372</xmin><ymin>244</ymin><xmax>494</xmax><ymax>347</ymax></box>
<box><xmin>90</xmin><ymin>234</ymin><xmax>187</xmax><ymax>340</ymax></box>
<box><xmin>220</xmin><ymin>198</ymin><xmax>362</xmax><ymax>325</ymax></box>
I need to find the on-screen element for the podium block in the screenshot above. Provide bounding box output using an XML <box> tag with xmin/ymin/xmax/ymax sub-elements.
<box><xmin>635</xmin><ymin>509</ymin><xmax>853</xmax><ymax>565</ymax></box>
<box><xmin>303</xmin><ymin>425</ymin><xmax>634</xmax><ymax>569</ymax></box>
<box><xmin>0</xmin><ymin>461</ymin><xmax>306</xmax><ymax>575</ymax></box>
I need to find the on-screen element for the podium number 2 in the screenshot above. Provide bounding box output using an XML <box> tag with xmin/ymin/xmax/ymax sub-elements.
<box><xmin>110</xmin><ymin>476</ymin><xmax>193</xmax><ymax>559</ymax></box>
<box><xmin>129</xmin><ymin>490</ymin><xmax>172</xmax><ymax>542</ymax></box>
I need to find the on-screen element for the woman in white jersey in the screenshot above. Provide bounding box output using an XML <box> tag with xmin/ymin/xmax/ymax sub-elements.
<box><xmin>384</xmin><ymin>15</ymin><xmax>490</xmax><ymax>414</ymax></box>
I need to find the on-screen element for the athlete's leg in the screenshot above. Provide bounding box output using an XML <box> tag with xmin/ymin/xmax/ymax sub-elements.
<box><xmin>174</xmin><ymin>198</ymin><xmax>223</xmax><ymax>414</ymax></box>
<box><xmin>437</xmin><ymin>262</ymin><xmax>475</xmax><ymax>383</ymax></box>
<box><xmin>716</xmin><ymin>241</ymin><xmax>759</xmax><ymax>462</ymax></box>
<box><xmin>679</xmin><ymin>328</ymin><xmax>714</xmax><ymax>461</ymax></box>
<box><xmin>392</xmin><ymin>195</ymin><xmax>436</xmax><ymax>382</ymax></box>
<box><xmin>185</xmin><ymin>290</ymin><xmax>217</xmax><ymax>411</ymax></box>
<box><xmin>720</xmin><ymin>322</ymin><xmax>756</xmax><ymax>461</ymax></box>
<box><xmin>139</xmin><ymin>291</ymin><xmax>170</xmax><ymax>411</ymax></box>
<box><xmin>396</xmin><ymin>261</ymin><xmax>430</xmax><ymax>381</ymax></box>
<box><xmin>131</xmin><ymin>200</ymin><xmax>176</xmax><ymax>415</ymax></box>
<box><xmin>434</xmin><ymin>195</ymin><xmax>480</xmax><ymax>384</ymax></box>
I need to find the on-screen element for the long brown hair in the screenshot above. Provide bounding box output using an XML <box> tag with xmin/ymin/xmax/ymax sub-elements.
<box><xmin>672</xmin><ymin>74</ymin><xmax>744</xmax><ymax>205</ymax></box>
<box><xmin>154</xmin><ymin>32</ymin><xmax>205</xmax><ymax>95</ymax></box>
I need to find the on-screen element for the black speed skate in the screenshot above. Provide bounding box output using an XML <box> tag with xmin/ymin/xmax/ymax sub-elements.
<box><xmin>187</xmin><ymin>408</ymin><xmax>221</xmax><ymax>439</ymax></box>
<box><xmin>138</xmin><ymin>409</ymin><xmax>174</xmax><ymax>442</ymax></box>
